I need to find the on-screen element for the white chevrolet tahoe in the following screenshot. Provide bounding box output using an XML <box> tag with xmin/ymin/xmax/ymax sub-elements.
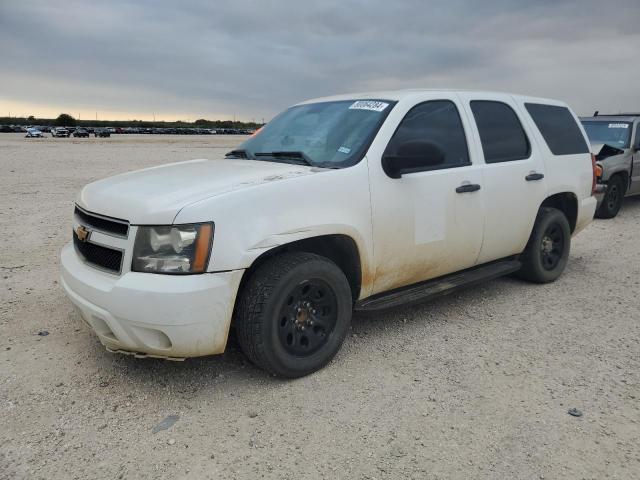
<box><xmin>61</xmin><ymin>90</ymin><xmax>597</xmax><ymax>377</ymax></box>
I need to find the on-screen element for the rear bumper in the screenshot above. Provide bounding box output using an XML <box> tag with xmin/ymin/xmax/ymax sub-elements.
<box><xmin>60</xmin><ymin>242</ymin><xmax>244</xmax><ymax>358</ymax></box>
<box><xmin>574</xmin><ymin>195</ymin><xmax>598</xmax><ymax>235</ymax></box>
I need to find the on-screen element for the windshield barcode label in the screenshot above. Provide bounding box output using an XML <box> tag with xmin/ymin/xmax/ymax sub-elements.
<box><xmin>608</xmin><ymin>123</ymin><xmax>629</xmax><ymax>129</ymax></box>
<box><xmin>349</xmin><ymin>101</ymin><xmax>389</xmax><ymax>112</ymax></box>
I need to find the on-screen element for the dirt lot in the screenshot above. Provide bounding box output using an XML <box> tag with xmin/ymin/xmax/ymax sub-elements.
<box><xmin>1</xmin><ymin>133</ymin><xmax>639</xmax><ymax>479</ymax></box>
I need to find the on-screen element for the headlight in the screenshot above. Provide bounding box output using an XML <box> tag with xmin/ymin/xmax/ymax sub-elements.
<box><xmin>132</xmin><ymin>223</ymin><xmax>213</xmax><ymax>274</ymax></box>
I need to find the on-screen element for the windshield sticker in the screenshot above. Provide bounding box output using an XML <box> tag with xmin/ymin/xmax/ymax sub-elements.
<box><xmin>608</xmin><ymin>123</ymin><xmax>629</xmax><ymax>129</ymax></box>
<box><xmin>349</xmin><ymin>101</ymin><xmax>389</xmax><ymax>112</ymax></box>
<box><xmin>338</xmin><ymin>146</ymin><xmax>351</xmax><ymax>154</ymax></box>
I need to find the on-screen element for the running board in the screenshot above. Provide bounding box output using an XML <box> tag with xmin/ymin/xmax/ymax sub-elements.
<box><xmin>355</xmin><ymin>260</ymin><xmax>521</xmax><ymax>312</ymax></box>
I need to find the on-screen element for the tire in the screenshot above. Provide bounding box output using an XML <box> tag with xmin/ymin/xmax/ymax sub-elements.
<box><xmin>235</xmin><ymin>252</ymin><xmax>353</xmax><ymax>378</ymax></box>
<box><xmin>516</xmin><ymin>207</ymin><xmax>571</xmax><ymax>284</ymax></box>
<box><xmin>595</xmin><ymin>175</ymin><xmax>625</xmax><ymax>219</ymax></box>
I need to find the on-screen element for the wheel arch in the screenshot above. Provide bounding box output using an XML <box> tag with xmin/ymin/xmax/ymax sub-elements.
<box><xmin>540</xmin><ymin>192</ymin><xmax>578</xmax><ymax>233</ymax></box>
<box><xmin>237</xmin><ymin>234</ymin><xmax>364</xmax><ymax>305</ymax></box>
<box><xmin>607</xmin><ymin>170</ymin><xmax>629</xmax><ymax>192</ymax></box>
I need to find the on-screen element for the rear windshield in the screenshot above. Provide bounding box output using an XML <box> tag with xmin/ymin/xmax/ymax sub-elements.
<box><xmin>581</xmin><ymin>121</ymin><xmax>632</xmax><ymax>149</ymax></box>
<box><xmin>525</xmin><ymin>103</ymin><xmax>589</xmax><ymax>155</ymax></box>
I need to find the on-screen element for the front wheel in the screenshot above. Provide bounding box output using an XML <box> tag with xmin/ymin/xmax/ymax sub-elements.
<box><xmin>516</xmin><ymin>207</ymin><xmax>571</xmax><ymax>284</ymax></box>
<box><xmin>235</xmin><ymin>252</ymin><xmax>353</xmax><ymax>378</ymax></box>
<box><xmin>595</xmin><ymin>175</ymin><xmax>625</xmax><ymax>219</ymax></box>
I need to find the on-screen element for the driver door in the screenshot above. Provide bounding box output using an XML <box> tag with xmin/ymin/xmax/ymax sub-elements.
<box><xmin>367</xmin><ymin>95</ymin><xmax>486</xmax><ymax>294</ymax></box>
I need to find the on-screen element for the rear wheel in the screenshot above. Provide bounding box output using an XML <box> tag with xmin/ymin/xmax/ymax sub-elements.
<box><xmin>596</xmin><ymin>175</ymin><xmax>625</xmax><ymax>219</ymax></box>
<box><xmin>235</xmin><ymin>252</ymin><xmax>353</xmax><ymax>378</ymax></box>
<box><xmin>516</xmin><ymin>207</ymin><xmax>571</xmax><ymax>283</ymax></box>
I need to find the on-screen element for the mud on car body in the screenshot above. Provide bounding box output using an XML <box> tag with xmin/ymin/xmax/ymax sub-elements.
<box><xmin>61</xmin><ymin>90</ymin><xmax>598</xmax><ymax>377</ymax></box>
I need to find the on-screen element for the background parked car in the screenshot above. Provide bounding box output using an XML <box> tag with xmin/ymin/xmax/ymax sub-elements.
<box><xmin>73</xmin><ymin>128</ymin><xmax>90</xmax><ymax>138</ymax></box>
<box><xmin>94</xmin><ymin>128</ymin><xmax>111</xmax><ymax>137</ymax></box>
<box><xmin>581</xmin><ymin>113</ymin><xmax>640</xmax><ymax>218</ymax></box>
<box><xmin>51</xmin><ymin>127</ymin><xmax>70</xmax><ymax>138</ymax></box>
<box><xmin>25</xmin><ymin>127</ymin><xmax>44</xmax><ymax>138</ymax></box>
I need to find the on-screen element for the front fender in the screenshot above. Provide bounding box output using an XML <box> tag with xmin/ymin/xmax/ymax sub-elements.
<box><xmin>173</xmin><ymin>161</ymin><xmax>375</xmax><ymax>296</ymax></box>
<box><xmin>601</xmin><ymin>156</ymin><xmax>631</xmax><ymax>182</ymax></box>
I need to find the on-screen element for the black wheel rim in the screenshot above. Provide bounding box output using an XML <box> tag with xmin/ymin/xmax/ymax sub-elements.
<box><xmin>607</xmin><ymin>184</ymin><xmax>619</xmax><ymax>211</ymax></box>
<box><xmin>540</xmin><ymin>223</ymin><xmax>565</xmax><ymax>271</ymax></box>
<box><xmin>277</xmin><ymin>278</ymin><xmax>338</xmax><ymax>357</ymax></box>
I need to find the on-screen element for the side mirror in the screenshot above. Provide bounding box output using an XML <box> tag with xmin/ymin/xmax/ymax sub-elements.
<box><xmin>382</xmin><ymin>140</ymin><xmax>445</xmax><ymax>178</ymax></box>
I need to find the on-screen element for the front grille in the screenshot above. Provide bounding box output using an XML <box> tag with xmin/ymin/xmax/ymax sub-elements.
<box><xmin>73</xmin><ymin>231</ymin><xmax>123</xmax><ymax>273</ymax></box>
<box><xmin>74</xmin><ymin>206</ymin><xmax>129</xmax><ymax>237</ymax></box>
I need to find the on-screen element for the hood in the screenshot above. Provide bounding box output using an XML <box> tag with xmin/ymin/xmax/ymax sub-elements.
<box><xmin>590</xmin><ymin>142</ymin><xmax>626</xmax><ymax>161</ymax></box>
<box><xmin>77</xmin><ymin>158</ymin><xmax>321</xmax><ymax>224</ymax></box>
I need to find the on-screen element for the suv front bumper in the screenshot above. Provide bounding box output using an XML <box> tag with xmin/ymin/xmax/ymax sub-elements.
<box><xmin>60</xmin><ymin>243</ymin><xmax>244</xmax><ymax>358</ymax></box>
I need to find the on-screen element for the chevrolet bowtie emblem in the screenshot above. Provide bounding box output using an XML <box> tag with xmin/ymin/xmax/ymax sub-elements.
<box><xmin>76</xmin><ymin>225</ymin><xmax>91</xmax><ymax>242</ymax></box>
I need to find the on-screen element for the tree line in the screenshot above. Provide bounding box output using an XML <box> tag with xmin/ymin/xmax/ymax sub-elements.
<box><xmin>0</xmin><ymin>113</ymin><xmax>263</xmax><ymax>129</ymax></box>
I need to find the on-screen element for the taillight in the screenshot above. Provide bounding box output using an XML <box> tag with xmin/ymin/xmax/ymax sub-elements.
<box><xmin>591</xmin><ymin>153</ymin><xmax>597</xmax><ymax>195</ymax></box>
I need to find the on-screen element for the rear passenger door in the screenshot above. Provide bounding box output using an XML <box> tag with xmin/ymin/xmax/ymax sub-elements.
<box><xmin>458</xmin><ymin>93</ymin><xmax>548</xmax><ymax>264</ymax></box>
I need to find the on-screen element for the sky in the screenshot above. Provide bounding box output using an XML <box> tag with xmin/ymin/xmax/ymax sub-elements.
<box><xmin>1</xmin><ymin>0</ymin><xmax>639</xmax><ymax>122</ymax></box>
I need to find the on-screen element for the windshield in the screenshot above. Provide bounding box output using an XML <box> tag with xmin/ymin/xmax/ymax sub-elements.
<box><xmin>231</xmin><ymin>99</ymin><xmax>395</xmax><ymax>168</ymax></box>
<box><xmin>581</xmin><ymin>121</ymin><xmax>632</xmax><ymax>149</ymax></box>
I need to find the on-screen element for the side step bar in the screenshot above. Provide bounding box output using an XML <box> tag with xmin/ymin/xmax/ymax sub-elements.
<box><xmin>355</xmin><ymin>259</ymin><xmax>521</xmax><ymax>312</ymax></box>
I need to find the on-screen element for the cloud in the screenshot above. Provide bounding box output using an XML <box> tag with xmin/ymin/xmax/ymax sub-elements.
<box><xmin>1</xmin><ymin>0</ymin><xmax>638</xmax><ymax>120</ymax></box>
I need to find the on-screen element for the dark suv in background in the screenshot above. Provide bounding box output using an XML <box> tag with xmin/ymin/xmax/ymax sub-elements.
<box><xmin>73</xmin><ymin>128</ymin><xmax>90</xmax><ymax>138</ymax></box>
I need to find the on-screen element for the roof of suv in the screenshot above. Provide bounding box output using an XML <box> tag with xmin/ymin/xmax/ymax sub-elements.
<box><xmin>297</xmin><ymin>89</ymin><xmax>565</xmax><ymax>107</ymax></box>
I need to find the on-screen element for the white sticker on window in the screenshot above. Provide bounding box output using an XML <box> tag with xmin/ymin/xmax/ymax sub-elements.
<box><xmin>349</xmin><ymin>100</ymin><xmax>389</xmax><ymax>112</ymax></box>
<box><xmin>338</xmin><ymin>146</ymin><xmax>351</xmax><ymax>154</ymax></box>
<box><xmin>608</xmin><ymin>123</ymin><xmax>629</xmax><ymax>129</ymax></box>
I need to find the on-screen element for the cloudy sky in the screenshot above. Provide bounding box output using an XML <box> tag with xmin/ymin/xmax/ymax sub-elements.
<box><xmin>1</xmin><ymin>0</ymin><xmax>639</xmax><ymax>122</ymax></box>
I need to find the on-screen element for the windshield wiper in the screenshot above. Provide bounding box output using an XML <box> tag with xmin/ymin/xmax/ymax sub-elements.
<box><xmin>225</xmin><ymin>149</ymin><xmax>250</xmax><ymax>159</ymax></box>
<box><xmin>253</xmin><ymin>151</ymin><xmax>315</xmax><ymax>167</ymax></box>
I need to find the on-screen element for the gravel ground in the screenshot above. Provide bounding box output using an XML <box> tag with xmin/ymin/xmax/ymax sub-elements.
<box><xmin>1</xmin><ymin>133</ymin><xmax>639</xmax><ymax>479</ymax></box>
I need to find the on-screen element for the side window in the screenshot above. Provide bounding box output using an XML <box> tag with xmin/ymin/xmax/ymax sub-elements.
<box><xmin>384</xmin><ymin>100</ymin><xmax>470</xmax><ymax>171</ymax></box>
<box><xmin>470</xmin><ymin>101</ymin><xmax>531</xmax><ymax>163</ymax></box>
<box><xmin>525</xmin><ymin>103</ymin><xmax>589</xmax><ymax>155</ymax></box>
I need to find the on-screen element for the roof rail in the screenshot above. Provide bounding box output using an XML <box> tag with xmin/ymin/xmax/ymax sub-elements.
<box><xmin>592</xmin><ymin>113</ymin><xmax>640</xmax><ymax>117</ymax></box>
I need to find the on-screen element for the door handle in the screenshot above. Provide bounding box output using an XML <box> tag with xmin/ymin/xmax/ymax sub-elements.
<box><xmin>525</xmin><ymin>172</ymin><xmax>544</xmax><ymax>181</ymax></box>
<box><xmin>455</xmin><ymin>183</ymin><xmax>481</xmax><ymax>193</ymax></box>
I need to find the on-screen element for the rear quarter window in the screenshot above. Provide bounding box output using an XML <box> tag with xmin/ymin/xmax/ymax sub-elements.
<box><xmin>525</xmin><ymin>103</ymin><xmax>589</xmax><ymax>155</ymax></box>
